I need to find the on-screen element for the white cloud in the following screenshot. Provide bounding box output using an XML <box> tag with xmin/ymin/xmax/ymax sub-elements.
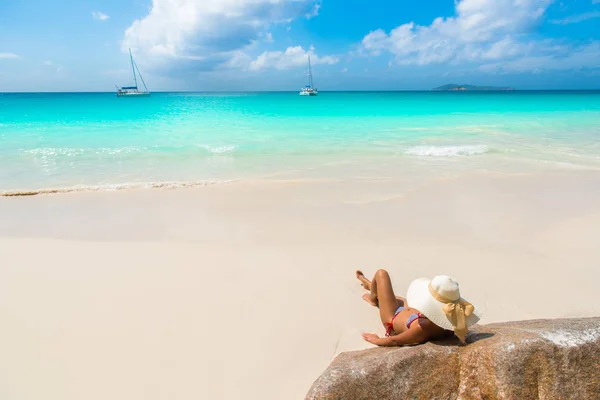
<box><xmin>360</xmin><ymin>0</ymin><xmax>600</xmax><ymax>73</ymax></box>
<box><xmin>92</xmin><ymin>11</ymin><xmax>110</xmax><ymax>21</ymax></box>
<box><xmin>549</xmin><ymin>11</ymin><xmax>600</xmax><ymax>24</ymax></box>
<box><xmin>341</xmin><ymin>67</ymin><xmax>348</xmax><ymax>73</ymax></box>
<box><xmin>306</xmin><ymin>3</ymin><xmax>320</xmax><ymax>19</ymax></box>
<box><xmin>0</xmin><ymin>52</ymin><xmax>20</xmax><ymax>59</ymax></box>
<box><xmin>362</xmin><ymin>0</ymin><xmax>551</xmax><ymax>66</ymax></box>
<box><xmin>122</xmin><ymin>0</ymin><xmax>317</xmax><ymax>67</ymax></box>
<box><xmin>221</xmin><ymin>51</ymin><xmax>253</xmax><ymax>69</ymax></box>
<box><xmin>248</xmin><ymin>46</ymin><xmax>338</xmax><ymax>70</ymax></box>
<box><xmin>479</xmin><ymin>42</ymin><xmax>600</xmax><ymax>73</ymax></box>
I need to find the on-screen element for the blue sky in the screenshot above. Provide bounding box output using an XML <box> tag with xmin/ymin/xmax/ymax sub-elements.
<box><xmin>1</xmin><ymin>0</ymin><xmax>599</xmax><ymax>91</ymax></box>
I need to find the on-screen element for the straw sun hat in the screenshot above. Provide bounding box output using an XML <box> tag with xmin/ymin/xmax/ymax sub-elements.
<box><xmin>406</xmin><ymin>275</ymin><xmax>481</xmax><ymax>343</ymax></box>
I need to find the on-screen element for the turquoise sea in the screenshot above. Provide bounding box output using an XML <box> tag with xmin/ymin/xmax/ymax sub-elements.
<box><xmin>1</xmin><ymin>91</ymin><xmax>600</xmax><ymax>194</ymax></box>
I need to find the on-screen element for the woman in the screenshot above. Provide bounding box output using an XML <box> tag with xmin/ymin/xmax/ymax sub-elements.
<box><xmin>357</xmin><ymin>269</ymin><xmax>480</xmax><ymax>347</ymax></box>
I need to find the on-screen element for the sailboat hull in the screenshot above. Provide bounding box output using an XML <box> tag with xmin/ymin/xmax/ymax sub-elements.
<box><xmin>116</xmin><ymin>92</ymin><xmax>150</xmax><ymax>97</ymax></box>
<box><xmin>299</xmin><ymin>89</ymin><xmax>318</xmax><ymax>96</ymax></box>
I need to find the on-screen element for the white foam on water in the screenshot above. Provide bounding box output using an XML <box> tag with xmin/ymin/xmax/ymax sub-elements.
<box><xmin>206</xmin><ymin>145</ymin><xmax>236</xmax><ymax>154</ymax></box>
<box><xmin>24</xmin><ymin>147</ymin><xmax>143</xmax><ymax>157</ymax></box>
<box><xmin>0</xmin><ymin>179</ymin><xmax>234</xmax><ymax>197</ymax></box>
<box><xmin>194</xmin><ymin>144</ymin><xmax>236</xmax><ymax>154</ymax></box>
<box><xmin>404</xmin><ymin>144</ymin><xmax>489</xmax><ymax>157</ymax></box>
<box><xmin>25</xmin><ymin>148</ymin><xmax>85</xmax><ymax>157</ymax></box>
<box><xmin>23</xmin><ymin>145</ymin><xmax>240</xmax><ymax>157</ymax></box>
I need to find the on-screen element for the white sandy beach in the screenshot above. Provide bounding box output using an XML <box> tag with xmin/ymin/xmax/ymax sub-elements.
<box><xmin>1</xmin><ymin>169</ymin><xmax>600</xmax><ymax>399</ymax></box>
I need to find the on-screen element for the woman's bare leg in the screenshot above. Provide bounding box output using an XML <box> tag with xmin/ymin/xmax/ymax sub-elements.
<box><xmin>356</xmin><ymin>269</ymin><xmax>404</xmax><ymax>324</ymax></box>
<box><xmin>356</xmin><ymin>270</ymin><xmax>378</xmax><ymax>306</ymax></box>
<box><xmin>356</xmin><ymin>270</ymin><xmax>372</xmax><ymax>290</ymax></box>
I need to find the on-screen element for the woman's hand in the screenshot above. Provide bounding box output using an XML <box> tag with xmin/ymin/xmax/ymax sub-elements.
<box><xmin>362</xmin><ymin>333</ymin><xmax>381</xmax><ymax>345</ymax></box>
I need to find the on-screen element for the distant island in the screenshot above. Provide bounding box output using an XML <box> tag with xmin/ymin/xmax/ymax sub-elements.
<box><xmin>432</xmin><ymin>84</ymin><xmax>515</xmax><ymax>91</ymax></box>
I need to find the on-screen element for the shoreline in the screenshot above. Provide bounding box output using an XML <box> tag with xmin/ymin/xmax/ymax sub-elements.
<box><xmin>0</xmin><ymin>179</ymin><xmax>236</xmax><ymax>197</ymax></box>
<box><xmin>3</xmin><ymin>155</ymin><xmax>600</xmax><ymax>197</ymax></box>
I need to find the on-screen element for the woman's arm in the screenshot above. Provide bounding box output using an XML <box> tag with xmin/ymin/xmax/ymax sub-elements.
<box><xmin>362</xmin><ymin>324</ymin><xmax>429</xmax><ymax>347</ymax></box>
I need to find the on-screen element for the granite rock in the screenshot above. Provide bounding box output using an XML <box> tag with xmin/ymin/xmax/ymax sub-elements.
<box><xmin>306</xmin><ymin>318</ymin><xmax>600</xmax><ymax>400</ymax></box>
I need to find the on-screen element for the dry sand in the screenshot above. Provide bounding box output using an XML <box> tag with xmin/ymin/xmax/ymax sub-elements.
<box><xmin>1</xmin><ymin>170</ymin><xmax>599</xmax><ymax>399</ymax></box>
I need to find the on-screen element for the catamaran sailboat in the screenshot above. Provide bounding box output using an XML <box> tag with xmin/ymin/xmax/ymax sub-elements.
<box><xmin>299</xmin><ymin>55</ymin><xmax>318</xmax><ymax>96</ymax></box>
<box><xmin>116</xmin><ymin>49</ymin><xmax>150</xmax><ymax>97</ymax></box>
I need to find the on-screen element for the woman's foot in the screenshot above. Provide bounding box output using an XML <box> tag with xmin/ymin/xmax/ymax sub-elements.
<box><xmin>362</xmin><ymin>293</ymin><xmax>378</xmax><ymax>307</ymax></box>
<box><xmin>356</xmin><ymin>270</ymin><xmax>372</xmax><ymax>290</ymax></box>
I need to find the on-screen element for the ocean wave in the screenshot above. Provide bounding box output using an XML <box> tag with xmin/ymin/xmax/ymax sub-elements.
<box><xmin>25</xmin><ymin>148</ymin><xmax>85</xmax><ymax>157</ymax></box>
<box><xmin>24</xmin><ymin>147</ymin><xmax>143</xmax><ymax>157</ymax></box>
<box><xmin>404</xmin><ymin>145</ymin><xmax>489</xmax><ymax>157</ymax></box>
<box><xmin>23</xmin><ymin>145</ymin><xmax>236</xmax><ymax>157</ymax></box>
<box><xmin>200</xmin><ymin>145</ymin><xmax>236</xmax><ymax>154</ymax></box>
<box><xmin>1</xmin><ymin>179</ymin><xmax>234</xmax><ymax>197</ymax></box>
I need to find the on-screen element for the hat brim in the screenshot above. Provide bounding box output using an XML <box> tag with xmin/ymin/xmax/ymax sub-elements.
<box><xmin>406</xmin><ymin>278</ymin><xmax>481</xmax><ymax>331</ymax></box>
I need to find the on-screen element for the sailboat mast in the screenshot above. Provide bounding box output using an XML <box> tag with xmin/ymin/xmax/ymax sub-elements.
<box><xmin>129</xmin><ymin>48</ymin><xmax>138</xmax><ymax>89</ymax></box>
<box><xmin>308</xmin><ymin>55</ymin><xmax>313</xmax><ymax>88</ymax></box>
<box><xmin>134</xmin><ymin>60</ymin><xmax>149</xmax><ymax>93</ymax></box>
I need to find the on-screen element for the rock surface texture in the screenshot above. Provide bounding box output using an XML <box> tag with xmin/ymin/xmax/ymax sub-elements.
<box><xmin>306</xmin><ymin>318</ymin><xmax>600</xmax><ymax>400</ymax></box>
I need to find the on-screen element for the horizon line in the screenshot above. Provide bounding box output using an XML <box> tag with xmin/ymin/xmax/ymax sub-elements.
<box><xmin>3</xmin><ymin>89</ymin><xmax>600</xmax><ymax>94</ymax></box>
